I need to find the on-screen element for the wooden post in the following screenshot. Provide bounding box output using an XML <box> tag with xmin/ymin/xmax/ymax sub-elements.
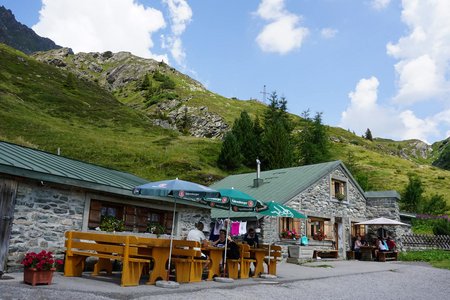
<box><xmin>0</xmin><ymin>179</ymin><xmax>18</xmax><ymax>276</ymax></box>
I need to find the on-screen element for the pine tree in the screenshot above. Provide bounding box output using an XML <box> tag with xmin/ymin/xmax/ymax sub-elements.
<box><xmin>262</xmin><ymin>119</ymin><xmax>294</xmax><ymax>169</ymax></box>
<box><xmin>298</xmin><ymin>112</ymin><xmax>330</xmax><ymax>165</ymax></box>
<box><xmin>401</xmin><ymin>174</ymin><xmax>424</xmax><ymax>213</ymax></box>
<box><xmin>261</xmin><ymin>92</ymin><xmax>294</xmax><ymax>169</ymax></box>
<box><xmin>232</xmin><ymin>111</ymin><xmax>261</xmax><ymax>167</ymax></box>
<box><xmin>217</xmin><ymin>132</ymin><xmax>242</xmax><ymax>170</ymax></box>
<box><xmin>364</xmin><ymin>128</ymin><xmax>373</xmax><ymax>141</ymax></box>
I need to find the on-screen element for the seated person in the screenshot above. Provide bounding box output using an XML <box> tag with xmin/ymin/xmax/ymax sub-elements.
<box><xmin>187</xmin><ymin>221</ymin><xmax>208</xmax><ymax>259</ymax></box>
<box><xmin>213</xmin><ymin>229</ymin><xmax>240</xmax><ymax>259</ymax></box>
<box><xmin>354</xmin><ymin>235</ymin><xmax>363</xmax><ymax>259</ymax></box>
<box><xmin>243</xmin><ymin>227</ymin><xmax>259</xmax><ymax>248</ymax></box>
<box><xmin>374</xmin><ymin>236</ymin><xmax>387</xmax><ymax>260</ymax></box>
<box><xmin>386</xmin><ymin>236</ymin><xmax>396</xmax><ymax>251</ymax></box>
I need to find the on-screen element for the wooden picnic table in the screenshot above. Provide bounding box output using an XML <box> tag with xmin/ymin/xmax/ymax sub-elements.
<box><xmin>360</xmin><ymin>245</ymin><xmax>376</xmax><ymax>261</ymax></box>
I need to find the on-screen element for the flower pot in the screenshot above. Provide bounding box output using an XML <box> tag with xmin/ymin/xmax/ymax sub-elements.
<box><xmin>23</xmin><ymin>268</ymin><xmax>55</xmax><ymax>286</ymax></box>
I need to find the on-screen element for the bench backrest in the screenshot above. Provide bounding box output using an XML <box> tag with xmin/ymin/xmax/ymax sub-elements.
<box><xmin>259</xmin><ymin>244</ymin><xmax>282</xmax><ymax>258</ymax></box>
<box><xmin>65</xmin><ymin>231</ymin><xmax>202</xmax><ymax>259</ymax></box>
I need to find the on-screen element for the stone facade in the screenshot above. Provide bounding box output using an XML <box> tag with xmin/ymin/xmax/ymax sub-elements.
<box><xmin>6</xmin><ymin>178</ymin><xmax>210</xmax><ymax>272</ymax></box>
<box><xmin>256</xmin><ymin>166</ymin><xmax>405</xmax><ymax>258</ymax></box>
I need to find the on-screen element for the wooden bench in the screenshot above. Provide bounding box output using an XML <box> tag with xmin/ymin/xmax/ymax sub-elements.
<box><xmin>64</xmin><ymin>231</ymin><xmax>150</xmax><ymax>287</ymax></box>
<box><xmin>313</xmin><ymin>249</ymin><xmax>339</xmax><ymax>259</ymax></box>
<box><xmin>346</xmin><ymin>250</ymin><xmax>355</xmax><ymax>260</ymax></box>
<box><xmin>64</xmin><ymin>231</ymin><xmax>207</xmax><ymax>285</ymax></box>
<box><xmin>377</xmin><ymin>251</ymin><xmax>398</xmax><ymax>262</ymax></box>
<box><xmin>261</xmin><ymin>244</ymin><xmax>282</xmax><ymax>276</ymax></box>
<box><xmin>171</xmin><ymin>241</ymin><xmax>209</xmax><ymax>283</ymax></box>
<box><xmin>239</xmin><ymin>244</ymin><xmax>256</xmax><ymax>279</ymax></box>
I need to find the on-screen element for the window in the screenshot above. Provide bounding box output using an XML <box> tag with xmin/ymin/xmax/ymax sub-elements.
<box><xmin>279</xmin><ymin>217</ymin><xmax>301</xmax><ymax>236</ymax></box>
<box><xmin>351</xmin><ymin>224</ymin><xmax>366</xmax><ymax>239</ymax></box>
<box><xmin>88</xmin><ymin>200</ymin><xmax>170</xmax><ymax>234</ymax></box>
<box><xmin>331</xmin><ymin>178</ymin><xmax>347</xmax><ymax>200</ymax></box>
<box><xmin>307</xmin><ymin>217</ymin><xmax>331</xmax><ymax>240</ymax></box>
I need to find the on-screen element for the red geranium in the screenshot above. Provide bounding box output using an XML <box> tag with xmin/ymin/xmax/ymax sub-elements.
<box><xmin>21</xmin><ymin>250</ymin><xmax>63</xmax><ymax>271</ymax></box>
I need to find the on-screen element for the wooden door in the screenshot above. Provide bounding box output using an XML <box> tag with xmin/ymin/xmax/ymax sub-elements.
<box><xmin>0</xmin><ymin>179</ymin><xmax>18</xmax><ymax>275</ymax></box>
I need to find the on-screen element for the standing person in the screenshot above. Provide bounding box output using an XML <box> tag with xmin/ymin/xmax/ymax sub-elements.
<box><xmin>354</xmin><ymin>235</ymin><xmax>363</xmax><ymax>259</ymax></box>
<box><xmin>243</xmin><ymin>227</ymin><xmax>259</xmax><ymax>248</ymax></box>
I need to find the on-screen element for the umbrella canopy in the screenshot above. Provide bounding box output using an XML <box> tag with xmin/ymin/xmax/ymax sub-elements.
<box><xmin>202</xmin><ymin>188</ymin><xmax>258</xmax><ymax>212</ymax></box>
<box><xmin>133</xmin><ymin>178</ymin><xmax>220</xmax><ymax>200</ymax></box>
<box><xmin>355</xmin><ymin>217</ymin><xmax>409</xmax><ymax>226</ymax></box>
<box><xmin>257</xmin><ymin>201</ymin><xmax>307</xmax><ymax>219</ymax></box>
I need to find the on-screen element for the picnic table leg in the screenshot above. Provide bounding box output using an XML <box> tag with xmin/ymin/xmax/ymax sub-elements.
<box><xmin>92</xmin><ymin>258</ymin><xmax>113</xmax><ymax>276</ymax></box>
<box><xmin>64</xmin><ymin>255</ymin><xmax>85</xmax><ymax>277</ymax></box>
<box><xmin>207</xmin><ymin>250</ymin><xmax>222</xmax><ymax>280</ymax></box>
<box><xmin>147</xmin><ymin>249</ymin><xmax>169</xmax><ymax>284</ymax></box>
<box><xmin>252</xmin><ymin>252</ymin><xmax>265</xmax><ymax>277</ymax></box>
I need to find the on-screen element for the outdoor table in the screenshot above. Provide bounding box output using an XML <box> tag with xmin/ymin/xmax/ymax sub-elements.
<box><xmin>249</xmin><ymin>248</ymin><xmax>267</xmax><ymax>277</ymax></box>
<box><xmin>202</xmin><ymin>246</ymin><xmax>225</xmax><ymax>280</ymax></box>
<box><xmin>360</xmin><ymin>246</ymin><xmax>375</xmax><ymax>261</ymax></box>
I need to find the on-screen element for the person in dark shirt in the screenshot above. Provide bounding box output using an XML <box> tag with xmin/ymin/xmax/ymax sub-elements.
<box><xmin>243</xmin><ymin>227</ymin><xmax>259</xmax><ymax>248</ymax></box>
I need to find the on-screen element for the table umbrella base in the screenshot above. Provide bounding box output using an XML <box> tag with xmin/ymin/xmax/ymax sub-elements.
<box><xmin>214</xmin><ymin>277</ymin><xmax>234</xmax><ymax>283</ymax></box>
<box><xmin>260</xmin><ymin>274</ymin><xmax>277</xmax><ymax>279</ymax></box>
<box><xmin>155</xmin><ymin>280</ymin><xmax>180</xmax><ymax>288</ymax></box>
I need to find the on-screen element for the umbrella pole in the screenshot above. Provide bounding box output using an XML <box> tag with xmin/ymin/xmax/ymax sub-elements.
<box><xmin>267</xmin><ymin>216</ymin><xmax>273</xmax><ymax>274</ymax></box>
<box><xmin>166</xmin><ymin>198</ymin><xmax>177</xmax><ymax>281</ymax></box>
<box><xmin>222</xmin><ymin>205</ymin><xmax>231</xmax><ymax>277</ymax></box>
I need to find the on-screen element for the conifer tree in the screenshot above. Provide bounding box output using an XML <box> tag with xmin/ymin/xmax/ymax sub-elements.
<box><xmin>298</xmin><ymin>111</ymin><xmax>330</xmax><ymax>165</ymax></box>
<box><xmin>217</xmin><ymin>132</ymin><xmax>242</xmax><ymax>170</ymax></box>
<box><xmin>401</xmin><ymin>174</ymin><xmax>424</xmax><ymax>213</ymax></box>
<box><xmin>364</xmin><ymin>128</ymin><xmax>373</xmax><ymax>141</ymax></box>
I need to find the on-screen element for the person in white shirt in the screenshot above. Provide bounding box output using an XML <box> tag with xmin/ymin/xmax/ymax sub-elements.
<box><xmin>187</xmin><ymin>222</ymin><xmax>207</xmax><ymax>243</ymax></box>
<box><xmin>187</xmin><ymin>222</ymin><xmax>208</xmax><ymax>260</ymax></box>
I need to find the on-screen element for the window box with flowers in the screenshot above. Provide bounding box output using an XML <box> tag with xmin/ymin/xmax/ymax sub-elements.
<box><xmin>280</xmin><ymin>229</ymin><xmax>299</xmax><ymax>240</ymax></box>
<box><xmin>313</xmin><ymin>230</ymin><xmax>327</xmax><ymax>241</ymax></box>
<box><xmin>21</xmin><ymin>250</ymin><xmax>63</xmax><ymax>286</ymax></box>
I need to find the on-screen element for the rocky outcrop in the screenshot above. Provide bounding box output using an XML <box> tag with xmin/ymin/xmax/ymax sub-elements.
<box><xmin>33</xmin><ymin>48</ymin><xmax>227</xmax><ymax>139</ymax></box>
<box><xmin>153</xmin><ymin>100</ymin><xmax>228</xmax><ymax>138</ymax></box>
<box><xmin>398</xmin><ymin>140</ymin><xmax>432</xmax><ymax>160</ymax></box>
<box><xmin>0</xmin><ymin>6</ymin><xmax>61</xmax><ymax>54</ymax></box>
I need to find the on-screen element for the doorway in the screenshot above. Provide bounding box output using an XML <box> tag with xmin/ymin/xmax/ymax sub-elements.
<box><xmin>0</xmin><ymin>179</ymin><xmax>18</xmax><ymax>275</ymax></box>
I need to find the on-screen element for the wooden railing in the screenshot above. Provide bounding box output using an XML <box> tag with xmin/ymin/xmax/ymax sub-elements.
<box><xmin>401</xmin><ymin>234</ymin><xmax>450</xmax><ymax>250</ymax></box>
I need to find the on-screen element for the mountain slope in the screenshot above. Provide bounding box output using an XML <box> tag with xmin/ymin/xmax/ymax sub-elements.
<box><xmin>0</xmin><ymin>6</ymin><xmax>60</xmax><ymax>54</ymax></box>
<box><xmin>1</xmin><ymin>43</ymin><xmax>450</xmax><ymax>206</ymax></box>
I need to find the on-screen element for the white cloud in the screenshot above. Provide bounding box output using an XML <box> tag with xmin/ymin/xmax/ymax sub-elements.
<box><xmin>161</xmin><ymin>0</ymin><xmax>192</xmax><ymax>67</ymax></box>
<box><xmin>255</xmin><ymin>0</ymin><xmax>309</xmax><ymax>54</ymax></box>
<box><xmin>320</xmin><ymin>28</ymin><xmax>338</xmax><ymax>39</ymax></box>
<box><xmin>387</xmin><ymin>0</ymin><xmax>450</xmax><ymax>105</ymax></box>
<box><xmin>371</xmin><ymin>0</ymin><xmax>391</xmax><ymax>10</ymax></box>
<box><xmin>339</xmin><ymin>77</ymin><xmax>439</xmax><ymax>143</ymax></box>
<box><xmin>32</xmin><ymin>0</ymin><xmax>167</xmax><ymax>61</ymax></box>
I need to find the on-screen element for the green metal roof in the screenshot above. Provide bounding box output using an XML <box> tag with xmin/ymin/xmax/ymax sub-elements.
<box><xmin>365</xmin><ymin>191</ymin><xmax>400</xmax><ymax>200</ymax></box>
<box><xmin>0</xmin><ymin>141</ymin><xmax>149</xmax><ymax>195</ymax></box>
<box><xmin>210</xmin><ymin>160</ymin><xmax>353</xmax><ymax>219</ymax></box>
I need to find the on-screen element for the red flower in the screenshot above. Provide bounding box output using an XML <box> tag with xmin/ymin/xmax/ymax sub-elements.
<box><xmin>21</xmin><ymin>250</ymin><xmax>61</xmax><ymax>271</ymax></box>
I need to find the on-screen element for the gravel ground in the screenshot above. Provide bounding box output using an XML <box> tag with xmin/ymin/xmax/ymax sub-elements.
<box><xmin>1</xmin><ymin>261</ymin><xmax>449</xmax><ymax>300</ymax></box>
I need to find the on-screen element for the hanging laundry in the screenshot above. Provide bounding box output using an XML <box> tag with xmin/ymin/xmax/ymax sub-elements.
<box><xmin>213</xmin><ymin>219</ymin><xmax>223</xmax><ymax>235</ymax></box>
<box><xmin>239</xmin><ymin>221</ymin><xmax>247</xmax><ymax>235</ymax></box>
<box><xmin>230</xmin><ymin>221</ymin><xmax>240</xmax><ymax>236</ymax></box>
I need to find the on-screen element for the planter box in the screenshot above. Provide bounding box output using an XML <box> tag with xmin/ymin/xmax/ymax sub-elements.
<box><xmin>23</xmin><ymin>268</ymin><xmax>55</xmax><ymax>286</ymax></box>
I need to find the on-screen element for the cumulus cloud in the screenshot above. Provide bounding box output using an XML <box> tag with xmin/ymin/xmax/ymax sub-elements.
<box><xmin>371</xmin><ymin>0</ymin><xmax>391</xmax><ymax>10</ymax></box>
<box><xmin>387</xmin><ymin>0</ymin><xmax>450</xmax><ymax>105</ymax></box>
<box><xmin>33</xmin><ymin>0</ymin><xmax>167</xmax><ymax>61</ymax></box>
<box><xmin>320</xmin><ymin>28</ymin><xmax>338</xmax><ymax>39</ymax></box>
<box><xmin>255</xmin><ymin>0</ymin><xmax>309</xmax><ymax>54</ymax></box>
<box><xmin>339</xmin><ymin>77</ymin><xmax>439</xmax><ymax>143</ymax></box>
<box><xmin>161</xmin><ymin>0</ymin><xmax>192</xmax><ymax>67</ymax></box>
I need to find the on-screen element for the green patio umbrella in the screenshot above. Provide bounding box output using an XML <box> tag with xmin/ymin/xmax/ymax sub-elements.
<box><xmin>256</xmin><ymin>201</ymin><xmax>306</xmax><ymax>276</ymax></box>
<box><xmin>204</xmin><ymin>187</ymin><xmax>258</xmax><ymax>278</ymax></box>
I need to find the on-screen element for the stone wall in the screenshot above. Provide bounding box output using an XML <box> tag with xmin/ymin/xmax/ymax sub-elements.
<box><xmin>7</xmin><ymin>180</ymin><xmax>85</xmax><ymax>271</ymax></box>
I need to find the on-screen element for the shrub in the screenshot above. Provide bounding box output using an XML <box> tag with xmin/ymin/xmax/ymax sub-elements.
<box><xmin>99</xmin><ymin>215</ymin><xmax>125</xmax><ymax>232</ymax></box>
<box><xmin>433</xmin><ymin>219</ymin><xmax>450</xmax><ymax>235</ymax></box>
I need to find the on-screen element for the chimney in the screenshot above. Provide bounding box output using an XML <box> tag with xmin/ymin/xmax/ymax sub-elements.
<box><xmin>253</xmin><ymin>158</ymin><xmax>264</xmax><ymax>187</ymax></box>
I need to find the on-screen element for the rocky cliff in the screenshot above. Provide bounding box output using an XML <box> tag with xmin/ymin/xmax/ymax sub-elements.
<box><xmin>0</xmin><ymin>6</ymin><xmax>60</xmax><ymax>54</ymax></box>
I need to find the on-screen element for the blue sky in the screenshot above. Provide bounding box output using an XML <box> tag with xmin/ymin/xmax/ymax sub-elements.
<box><xmin>2</xmin><ymin>0</ymin><xmax>450</xmax><ymax>143</ymax></box>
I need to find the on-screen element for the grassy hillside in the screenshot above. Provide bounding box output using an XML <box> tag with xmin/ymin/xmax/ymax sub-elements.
<box><xmin>1</xmin><ymin>43</ymin><xmax>450</xmax><ymax>207</ymax></box>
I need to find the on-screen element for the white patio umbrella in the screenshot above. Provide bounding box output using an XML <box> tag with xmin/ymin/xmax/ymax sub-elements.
<box><xmin>355</xmin><ymin>217</ymin><xmax>409</xmax><ymax>226</ymax></box>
